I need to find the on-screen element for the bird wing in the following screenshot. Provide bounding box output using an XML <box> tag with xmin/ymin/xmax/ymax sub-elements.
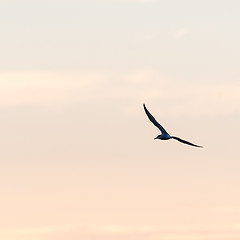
<box><xmin>172</xmin><ymin>136</ymin><xmax>203</xmax><ymax>148</ymax></box>
<box><xmin>143</xmin><ymin>104</ymin><xmax>168</xmax><ymax>134</ymax></box>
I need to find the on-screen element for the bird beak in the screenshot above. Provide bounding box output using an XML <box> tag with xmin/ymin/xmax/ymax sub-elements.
<box><xmin>154</xmin><ymin>137</ymin><xmax>157</xmax><ymax>140</ymax></box>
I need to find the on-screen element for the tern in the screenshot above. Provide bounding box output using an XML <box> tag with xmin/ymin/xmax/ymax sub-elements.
<box><xmin>143</xmin><ymin>104</ymin><xmax>202</xmax><ymax>148</ymax></box>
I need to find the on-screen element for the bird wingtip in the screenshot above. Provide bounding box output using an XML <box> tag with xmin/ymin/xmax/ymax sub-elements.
<box><xmin>143</xmin><ymin>103</ymin><xmax>146</xmax><ymax>108</ymax></box>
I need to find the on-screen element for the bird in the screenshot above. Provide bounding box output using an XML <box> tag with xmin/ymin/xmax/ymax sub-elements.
<box><xmin>143</xmin><ymin>104</ymin><xmax>203</xmax><ymax>148</ymax></box>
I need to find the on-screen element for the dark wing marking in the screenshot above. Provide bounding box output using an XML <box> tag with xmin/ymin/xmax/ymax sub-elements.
<box><xmin>172</xmin><ymin>136</ymin><xmax>203</xmax><ymax>148</ymax></box>
<box><xmin>143</xmin><ymin>104</ymin><xmax>168</xmax><ymax>134</ymax></box>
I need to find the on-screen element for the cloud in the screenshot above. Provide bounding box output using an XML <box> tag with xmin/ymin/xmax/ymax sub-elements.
<box><xmin>174</xmin><ymin>28</ymin><xmax>189</xmax><ymax>38</ymax></box>
<box><xmin>0</xmin><ymin>69</ymin><xmax>239</xmax><ymax>117</ymax></box>
<box><xmin>130</xmin><ymin>0</ymin><xmax>154</xmax><ymax>2</ymax></box>
<box><xmin>118</xmin><ymin>0</ymin><xmax>155</xmax><ymax>2</ymax></box>
<box><xmin>100</xmin><ymin>0</ymin><xmax>154</xmax><ymax>3</ymax></box>
<box><xmin>0</xmin><ymin>71</ymin><xmax>109</xmax><ymax>107</ymax></box>
<box><xmin>2</xmin><ymin>223</ymin><xmax>240</xmax><ymax>240</ymax></box>
<box><xmin>135</xmin><ymin>33</ymin><xmax>155</xmax><ymax>42</ymax></box>
<box><xmin>213</xmin><ymin>206</ymin><xmax>240</xmax><ymax>213</ymax></box>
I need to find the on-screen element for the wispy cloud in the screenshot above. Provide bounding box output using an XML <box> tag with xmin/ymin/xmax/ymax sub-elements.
<box><xmin>0</xmin><ymin>71</ymin><xmax>109</xmax><ymax>106</ymax></box>
<box><xmin>2</xmin><ymin>223</ymin><xmax>240</xmax><ymax>240</ymax></box>
<box><xmin>135</xmin><ymin>33</ymin><xmax>155</xmax><ymax>42</ymax></box>
<box><xmin>1</xmin><ymin>70</ymin><xmax>239</xmax><ymax>117</ymax></box>
<box><xmin>100</xmin><ymin>0</ymin><xmax>155</xmax><ymax>3</ymax></box>
<box><xmin>174</xmin><ymin>28</ymin><xmax>189</xmax><ymax>38</ymax></box>
<box><xmin>213</xmin><ymin>206</ymin><xmax>240</xmax><ymax>214</ymax></box>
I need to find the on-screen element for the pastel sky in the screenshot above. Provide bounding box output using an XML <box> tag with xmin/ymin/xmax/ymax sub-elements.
<box><xmin>1</xmin><ymin>1</ymin><xmax>240</xmax><ymax>240</ymax></box>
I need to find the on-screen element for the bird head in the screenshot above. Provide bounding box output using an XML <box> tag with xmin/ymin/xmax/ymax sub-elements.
<box><xmin>154</xmin><ymin>135</ymin><xmax>161</xmax><ymax>140</ymax></box>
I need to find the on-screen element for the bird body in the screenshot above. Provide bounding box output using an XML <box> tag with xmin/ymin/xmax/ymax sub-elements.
<box><xmin>143</xmin><ymin>104</ymin><xmax>202</xmax><ymax>148</ymax></box>
<box><xmin>154</xmin><ymin>133</ymin><xmax>172</xmax><ymax>140</ymax></box>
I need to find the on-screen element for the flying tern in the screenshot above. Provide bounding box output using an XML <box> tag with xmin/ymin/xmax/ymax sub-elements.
<box><xmin>143</xmin><ymin>104</ymin><xmax>202</xmax><ymax>148</ymax></box>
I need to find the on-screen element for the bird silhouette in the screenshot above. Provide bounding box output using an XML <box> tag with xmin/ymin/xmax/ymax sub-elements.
<box><xmin>143</xmin><ymin>104</ymin><xmax>202</xmax><ymax>148</ymax></box>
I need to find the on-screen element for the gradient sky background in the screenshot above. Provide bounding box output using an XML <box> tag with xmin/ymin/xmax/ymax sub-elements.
<box><xmin>1</xmin><ymin>0</ymin><xmax>240</xmax><ymax>239</ymax></box>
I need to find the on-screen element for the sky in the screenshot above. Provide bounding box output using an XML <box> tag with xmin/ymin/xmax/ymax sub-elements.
<box><xmin>0</xmin><ymin>0</ymin><xmax>240</xmax><ymax>239</ymax></box>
